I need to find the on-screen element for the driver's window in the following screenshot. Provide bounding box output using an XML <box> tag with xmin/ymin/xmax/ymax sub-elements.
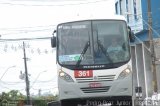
<box><xmin>107</xmin><ymin>37</ymin><xmax>121</xmax><ymax>52</ymax></box>
<box><xmin>107</xmin><ymin>36</ymin><xmax>124</xmax><ymax>62</ymax></box>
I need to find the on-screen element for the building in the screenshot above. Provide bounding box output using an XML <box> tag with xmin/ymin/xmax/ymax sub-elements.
<box><xmin>115</xmin><ymin>0</ymin><xmax>160</xmax><ymax>38</ymax></box>
<box><xmin>115</xmin><ymin>0</ymin><xmax>160</xmax><ymax>102</ymax></box>
<box><xmin>115</xmin><ymin>0</ymin><xmax>143</xmax><ymax>33</ymax></box>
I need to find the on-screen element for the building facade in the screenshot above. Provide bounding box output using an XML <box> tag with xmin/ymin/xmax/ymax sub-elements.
<box><xmin>115</xmin><ymin>0</ymin><xmax>160</xmax><ymax>102</ymax></box>
<box><xmin>115</xmin><ymin>0</ymin><xmax>143</xmax><ymax>33</ymax></box>
<box><xmin>115</xmin><ymin>0</ymin><xmax>160</xmax><ymax>39</ymax></box>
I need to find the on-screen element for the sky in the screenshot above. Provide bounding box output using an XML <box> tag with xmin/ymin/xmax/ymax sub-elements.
<box><xmin>0</xmin><ymin>0</ymin><xmax>115</xmax><ymax>96</ymax></box>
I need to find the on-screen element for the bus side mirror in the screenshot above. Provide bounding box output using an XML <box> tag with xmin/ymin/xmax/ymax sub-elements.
<box><xmin>51</xmin><ymin>30</ymin><xmax>56</xmax><ymax>48</ymax></box>
<box><xmin>128</xmin><ymin>26</ymin><xmax>135</xmax><ymax>42</ymax></box>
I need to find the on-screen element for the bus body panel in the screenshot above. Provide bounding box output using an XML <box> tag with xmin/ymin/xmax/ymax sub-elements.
<box><xmin>53</xmin><ymin>15</ymin><xmax>133</xmax><ymax>105</ymax></box>
<box><xmin>57</xmin><ymin>61</ymin><xmax>132</xmax><ymax>100</ymax></box>
<box><xmin>55</xmin><ymin>15</ymin><xmax>127</xmax><ymax>26</ymax></box>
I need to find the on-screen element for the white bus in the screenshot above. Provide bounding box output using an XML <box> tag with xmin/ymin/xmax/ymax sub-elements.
<box><xmin>51</xmin><ymin>15</ymin><xmax>134</xmax><ymax>106</ymax></box>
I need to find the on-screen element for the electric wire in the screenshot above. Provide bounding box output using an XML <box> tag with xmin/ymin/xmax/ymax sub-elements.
<box><xmin>0</xmin><ymin>84</ymin><xmax>12</xmax><ymax>90</ymax></box>
<box><xmin>0</xmin><ymin>37</ymin><xmax>51</xmax><ymax>42</ymax></box>
<box><xmin>0</xmin><ymin>78</ymin><xmax>55</xmax><ymax>85</ymax></box>
<box><xmin>0</xmin><ymin>81</ymin><xmax>24</xmax><ymax>85</ymax></box>
<box><xmin>0</xmin><ymin>24</ymin><xmax>56</xmax><ymax>31</ymax></box>
<box><xmin>1</xmin><ymin>28</ymin><xmax>53</xmax><ymax>36</ymax></box>
<box><xmin>141</xmin><ymin>20</ymin><xmax>160</xmax><ymax>38</ymax></box>
<box><xmin>31</xmin><ymin>87</ymin><xmax>58</xmax><ymax>91</ymax></box>
<box><xmin>0</xmin><ymin>0</ymin><xmax>109</xmax><ymax>7</ymax></box>
<box><xmin>130</xmin><ymin>15</ymin><xmax>160</xmax><ymax>58</ymax></box>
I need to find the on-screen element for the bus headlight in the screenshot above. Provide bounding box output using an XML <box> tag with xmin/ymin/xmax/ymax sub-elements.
<box><xmin>59</xmin><ymin>71</ymin><xmax>74</xmax><ymax>82</ymax></box>
<box><xmin>117</xmin><ymin>68</ymin><xmax>131</xmax><ymax>79</ymax></box>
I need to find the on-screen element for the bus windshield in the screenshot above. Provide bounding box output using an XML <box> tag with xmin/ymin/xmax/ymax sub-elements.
<box><xmin>57</xmin><ymin>20</ymin><xmax>130</xmax><ymax>69</ymax></box>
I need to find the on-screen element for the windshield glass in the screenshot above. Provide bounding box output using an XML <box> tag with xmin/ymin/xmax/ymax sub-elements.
<box><xmin>57</xmin><ymin>20</ymin><xmax>130</xmax><ymax>68</ymax></box>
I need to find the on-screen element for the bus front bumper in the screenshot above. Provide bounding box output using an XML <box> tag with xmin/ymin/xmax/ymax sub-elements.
<box><xmin>58</xmin><ymin>74</ymin><xmax>132</xmax><ymax>100</ymax></box>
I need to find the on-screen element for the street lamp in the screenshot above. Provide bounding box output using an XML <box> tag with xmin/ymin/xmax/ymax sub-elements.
<box><xmin>30</xmin><ymin>70</ymin><xmax>47</xmax><ymax>89</ymax></box>
<box><xmin>0</xmin><ymin>65</ymin><xmax>16</xmax><ymax>81</ymax></box>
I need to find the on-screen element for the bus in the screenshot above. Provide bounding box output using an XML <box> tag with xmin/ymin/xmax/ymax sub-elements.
<box><xmin>51</xmin><ymin>15</ymin><xmax>134</xmax><ymax>106</ymax></box>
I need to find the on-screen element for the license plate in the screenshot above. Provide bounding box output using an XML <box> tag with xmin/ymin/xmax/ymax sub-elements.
<box><xmin>89</xmin><ymin>83</ymin><xmax>102</xmax><ymax>88</ymax></box>
<box><xmin>74</xmin><ymin>70</ymin><xmax>93</xmax><ymax>78</ymax></box>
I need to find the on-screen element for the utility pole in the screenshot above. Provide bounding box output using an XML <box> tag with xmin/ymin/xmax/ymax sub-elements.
<box><xmin>147</xmin><ymin>0</ymin><xmax>158</xmax><ymax>93</ymax></box>
<box><xmin>23</xmin><ymin>41</ymin><xmax>31</xmax><ymax>105</ymax></box>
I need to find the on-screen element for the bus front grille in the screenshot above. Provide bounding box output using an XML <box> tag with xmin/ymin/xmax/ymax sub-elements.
<box><xmin>75</xmin><ymin>75</ymin><xmax>115</xmax><ymax>83</ymax></box>
<box><xmin>80</xmin><ymin>86</ymin><xmax>110</xmax><ymax>93</ymax></box>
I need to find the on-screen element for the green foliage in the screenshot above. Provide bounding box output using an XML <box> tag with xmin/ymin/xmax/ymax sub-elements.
<box><xmin>0</xmin><ymin>90</ymin><xmax>25</xmax><ymax>100</ymax></box>
<box><xmin>0</xmin><ymin>90</ymin><xmax>58</xmax><ymax>106</ymax></box>
<box><xmin>0</xmin><ymin>90</ymin><xmax>25</xmax><ymax>106</ymax></box>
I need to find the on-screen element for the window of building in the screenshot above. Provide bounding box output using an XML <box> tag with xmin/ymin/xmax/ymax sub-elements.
<box><xmin>120</xmin><ymin>0</ymin><xmax>122</xmax><ymax>15</ymax></box>
<box><xmin>115</xmin><ymin>2</ymin><xmax>119</xmax><ymax>14</ymax></box>
<box><xmin>126</xmin><ymin>0</ymin><xmax>129</xmax><ymax>22</ymax></box>
<box><xmin>133</xmin><ymin>0</ymin><xmax>137</xmax><ymax>20</ymax></box>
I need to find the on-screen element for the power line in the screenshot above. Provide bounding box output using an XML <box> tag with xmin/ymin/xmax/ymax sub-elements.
<box><xmin>31</xmin><ymin>87</ymin><xmax>58</xmax><ymax>91</ymax></box>
<box><xmin>141</xmin><ymin>16</ymin><xmax>160</xmax><ymax>37</ymax></box>
<box><xmin>0</xmin><ymin>78</ymin><xmax>55</xmax><ymax>85</ymax></box>
<box><xmin>0</xmin><ymin>84</ymin><xmax>12</xmax><ymax>90</ymax></box>
<box><xmin>129</xmin><ymin>14</ymin><xmax>160</xmax><ymax>37</ymax></box>
<box><xmin>0</xmin><ymin>37</ymin><xmax>51</xmax><ymax>42</ymax></box>
<box><xmin>127</xmin><ymin>14</ymin><xmax>159</xmax><ymax>56</ymax></box>
<box><xmin>30</xmin><ymin>76</ymin><xmax>56</xmax><ymax>83</ymax></box>
<box><xmin>0</xmin><ymin>25</ymin><xmax>55</xmax><ymax>31</ymax></box>
<box><xmin>1</xmin><ymin>28</ymin><xmax>53</xmax><ymax>35</ymax></box>
<box><xmin>0</xmin><ymin>81</ymin><xmax>24</xmax><ymax>85</ymax></box>
<box><xmin>0</xmin><ymin>0</ymin><xmax>109</xmax><ymax>7</ymax></box>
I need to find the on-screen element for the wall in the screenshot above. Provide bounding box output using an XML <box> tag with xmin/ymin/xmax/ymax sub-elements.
<box><xmin>154</xmin><ymin>39</ymin><xmax>160</xmax><ymax>93</ymax></box>
<box><xmin>131</xmin><ymin>41</ymin><xmax>153</xmax><ymax>99</ymax></box>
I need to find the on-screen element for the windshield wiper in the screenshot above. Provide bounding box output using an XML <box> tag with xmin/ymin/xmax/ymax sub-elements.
<box><xmin>97</xmin><ymin>40</ymin><xmax>113</xmax><ymax>63</ymax></box>
<box><xmin>75</xmin><ymin>41</ymin><xmax>90</xmax><ymax>67</ymax></box>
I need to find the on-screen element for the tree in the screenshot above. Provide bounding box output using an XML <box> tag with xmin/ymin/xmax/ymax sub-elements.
<box><xmin>0</xmin><ymin>90</ymin><xmax>58</xmax><ymax>106</ymax></box>
<box><xmin>0</xmin><ymin>90</ymin><xmax>25</xmax><ymax>106</ymax></box>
